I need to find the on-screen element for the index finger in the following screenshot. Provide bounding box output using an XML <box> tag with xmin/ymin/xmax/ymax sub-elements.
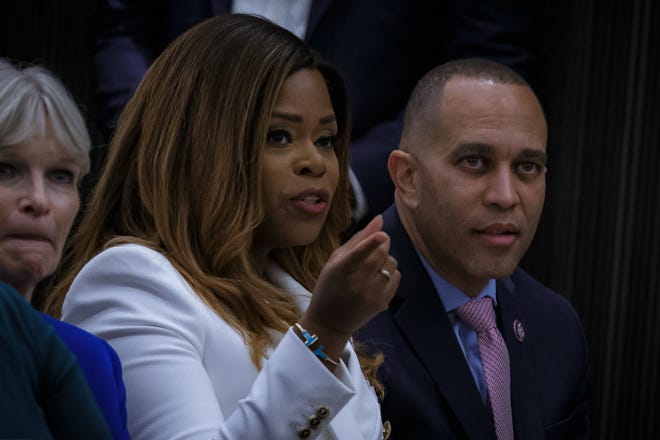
<box><xmin>335</xmin><ymin>229</ymin><xmax>390</xmax><ymax>274</ymax></box>
<box><xmin>341</xmin><ymin>215</ymin><xmax>384</xmax><ymax>252</ymax></box>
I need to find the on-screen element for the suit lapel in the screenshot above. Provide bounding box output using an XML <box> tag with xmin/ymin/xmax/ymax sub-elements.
<box><xmin>383</xmin><ymin>206</ymin><xmax>496</xmax><ymax>439</ymax></box>
<box><xmin>496</xmin><ymin>276</ymin><xmax>544</xmax><ymax>439</ymax></box>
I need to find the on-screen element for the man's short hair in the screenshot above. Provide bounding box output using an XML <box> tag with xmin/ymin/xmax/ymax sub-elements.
<box><xmin>402</xmin><ymin>58</ymin><xmax>533</xmax><ymax>143</ymax></box>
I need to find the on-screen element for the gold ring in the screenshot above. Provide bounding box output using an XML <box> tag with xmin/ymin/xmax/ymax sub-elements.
<box><xmin>379</xmin><ymin>268</ymin><xmax>392</xmax><ymax>280</ymax></box>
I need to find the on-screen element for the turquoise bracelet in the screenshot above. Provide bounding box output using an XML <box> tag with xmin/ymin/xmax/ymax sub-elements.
<box><xmin>294</xmin><ymin>323</ymin><xmax>339</xmax><ymax>367</ymax></box>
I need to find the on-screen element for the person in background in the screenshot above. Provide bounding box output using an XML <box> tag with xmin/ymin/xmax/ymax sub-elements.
<box><xmin>357</xmin><ymin>59</ymin><xmax>590</xmax><ymax>439</ymax></box>
<box><xmin>0</xmin><ymin>58</ymin><xmax>129</xmax><ymax>439</ymax></box>
<box><xmin>46</xmin><ymin>14</ymin><xmax>399</xmax><ymax>440</ymax></box>
<box><xmin>0</xmin><ymin>282</ymin><xmax>112</xmax><ymax>438</ymax></box>
<box><xmin>90</xmin><ymin>0</ymin><xmax>543</xmax><ymax>224</ymax></box>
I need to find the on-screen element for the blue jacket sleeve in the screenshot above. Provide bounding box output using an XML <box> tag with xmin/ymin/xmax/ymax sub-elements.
<box><xmin>41</xmin><ymin>313</ymin><xmax>130</xmax><ymax>440</ymax></box>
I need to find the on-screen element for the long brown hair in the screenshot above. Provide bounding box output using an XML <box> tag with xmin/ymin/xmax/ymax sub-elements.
<box><xmin>45</xmin><ymin>14</ymin><xmax>384</xmax><ymax>387</ymax></box>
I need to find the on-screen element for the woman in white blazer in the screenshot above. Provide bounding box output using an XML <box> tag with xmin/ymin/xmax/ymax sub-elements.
<box><xmin>46</xmin><ymin>14</ymin><xmax>399</xmax><ymax>440</ymax></box>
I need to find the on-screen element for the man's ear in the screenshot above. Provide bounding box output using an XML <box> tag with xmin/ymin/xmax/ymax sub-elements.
<box><xmin>388</xmin><ymin>149</ymin><xmax>419</xmax><ymax>209</ymax></box>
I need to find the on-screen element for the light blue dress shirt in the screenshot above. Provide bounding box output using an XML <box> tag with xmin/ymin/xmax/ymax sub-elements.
<box><xmin>418</xmin><ymin>253</ymin><xmax>497</xmax><ymax>404</ymax></box>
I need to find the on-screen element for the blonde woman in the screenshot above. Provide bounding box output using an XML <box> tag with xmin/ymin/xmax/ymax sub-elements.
<box><xmin>0</xmin><ymin>59</ymin><xmax>126</xmax><ymax>438</ymax></box>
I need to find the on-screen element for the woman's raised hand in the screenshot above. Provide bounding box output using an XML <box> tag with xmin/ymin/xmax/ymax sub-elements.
<box><xmin>299</xmin><ymin>215</ymin><xmax>400</xmax><ymax>359</ymax></box>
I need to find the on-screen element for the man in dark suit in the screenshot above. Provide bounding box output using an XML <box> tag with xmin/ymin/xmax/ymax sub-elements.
<box><xmin>357</xmin><ymin>59</ymin><xmax>590</xmax><ymax>439</ymax></box>
<box><xmin>90</xmin><ymin>0</ymin><xmax>541</xmax><ymax>221</ymax></box>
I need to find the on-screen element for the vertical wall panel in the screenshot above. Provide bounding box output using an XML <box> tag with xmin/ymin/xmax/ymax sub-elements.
<box><xmin>527</xmin><ymin>0</ymin><xmax>660</xmax><ymax>438</ymax></box>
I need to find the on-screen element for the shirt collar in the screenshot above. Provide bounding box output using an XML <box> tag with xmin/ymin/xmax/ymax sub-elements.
<box><xmin>417</xmin><ymin>251</ymin><xmax>497</xmax><ymax>312</ymax></box>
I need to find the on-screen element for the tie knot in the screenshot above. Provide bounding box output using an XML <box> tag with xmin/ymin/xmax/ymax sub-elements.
<box><xmin>456</xmin><ymin>297</ymin><xmax>497</xmax><ymax>333</ymax></box>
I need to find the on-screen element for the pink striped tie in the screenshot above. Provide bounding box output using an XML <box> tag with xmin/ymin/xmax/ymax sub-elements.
<box><xmin>457</xmin><ymin>297</ymin><xmax>514</xmax><ymax>440</ymax></box>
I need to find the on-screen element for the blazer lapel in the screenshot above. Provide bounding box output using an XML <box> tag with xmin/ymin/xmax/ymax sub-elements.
<box><xmin>383</xmin><ymin>206</ymin><xmax>496</xmax><ymax>439</ymax></box>
<box><xmin>496</xmin><ymin>276</ymin><xmax>545</xmax><ymax>439</ymax></box>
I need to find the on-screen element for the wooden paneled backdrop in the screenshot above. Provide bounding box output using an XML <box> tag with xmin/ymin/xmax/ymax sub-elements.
<box><xmin>2</xmin><ymin>1</ymin><xmax>658</xmax><ymax>438</ymax></box>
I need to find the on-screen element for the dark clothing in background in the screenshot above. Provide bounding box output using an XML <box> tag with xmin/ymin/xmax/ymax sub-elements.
<box><xmin>91</xmin><ymin>0</ymin><xmax>541</xmax><ymax>219</ymax></box>
<box><xmin>0</xmin><ymin>282</ymin><xmax>112</xmax><ymax>439</ymax></box>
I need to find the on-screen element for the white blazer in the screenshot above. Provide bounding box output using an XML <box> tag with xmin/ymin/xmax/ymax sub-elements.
<box><xmin>63</xmin><ymin>244</ymin><xmax>383</xmax><ymax>440</ymax></box>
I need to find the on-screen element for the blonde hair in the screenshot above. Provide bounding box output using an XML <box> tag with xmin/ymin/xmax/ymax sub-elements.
<box><xmin>44</xmin><ymin>15</ymin><xmax>387</xmax><ymax>390</ymax></box>
<box><xmin>0</xmin><ymin>59</ymin><xmax>90</xmax><ymax>175</ymax></box>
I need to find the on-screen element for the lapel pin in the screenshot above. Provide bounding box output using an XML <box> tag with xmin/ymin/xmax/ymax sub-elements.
<box><xmin>513</xmin><ymin>319</ymin><xmax>526</xmax><ymax>342</ymax></box>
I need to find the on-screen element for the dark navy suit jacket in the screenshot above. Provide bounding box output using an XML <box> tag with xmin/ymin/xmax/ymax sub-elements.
<box><xmin>92</xmin><ymin>0</ymin><xmax>541</xmax><ymax>218</ymax></box>
<box><xmin>357</xmin><ymin>205</ymin><xmax>591</xmax><ymax>439</ymax></box>
<box><xmin>41</xmin><ymin>314</ymin><xmax>130</xmax><ymax>440</ymax></box>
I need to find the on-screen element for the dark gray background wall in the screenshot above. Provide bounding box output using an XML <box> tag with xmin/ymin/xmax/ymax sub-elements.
<box><xmin>2</xmin><ymin>1</ymin><xmax>659</xmax><ymax>438</ymax></box>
